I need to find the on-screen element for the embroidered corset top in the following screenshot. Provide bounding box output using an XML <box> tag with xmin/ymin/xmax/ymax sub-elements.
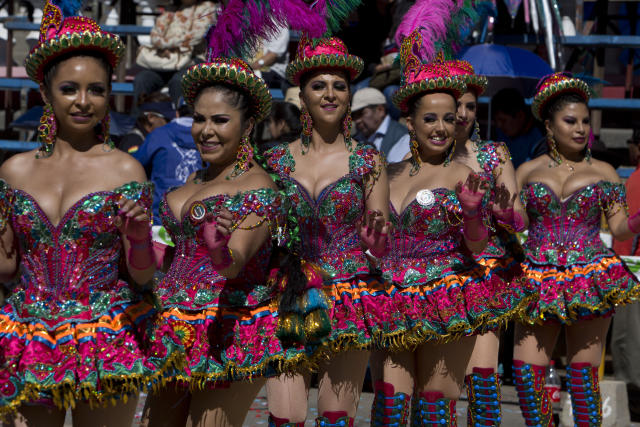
<box><xmin>157</xmin><ymin>188</ymin><xmax>283</xmax><ymax>310</ymax></box>
<box><xmin>521</xmin><ymin>180</ymin><xmax>626</xmax><ymax>266</ymax></box>
<box><xmin>474</xmin><ymin>140</ymin><xmax>517</xmax><ymax>259</ymax></box>
<box><xmin>382</xmin><ymin>189</ymin><xmax>477</xmax><ymax>287</ymax></box>
<box><xmin>0</xmin><ymin>180</ymin><xmax>152</xmax><ymax>329</ymax></box>
<box><xmin>265</xmin><ymin>143</ymin><xmax>380</xmax><ymax>281</ymax></box>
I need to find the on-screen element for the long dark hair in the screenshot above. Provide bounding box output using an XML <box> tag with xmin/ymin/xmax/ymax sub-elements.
<box><xmin>269</xmin><ymin>101</ymin><xmax>302</xmax><ymax>143</ymax></box>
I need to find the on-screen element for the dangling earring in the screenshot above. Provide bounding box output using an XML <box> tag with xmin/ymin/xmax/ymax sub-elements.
<box><xmin>444</xmin><ymin>138</ymin><xmax>456</xmax><ymax>167</ymax></box>
<box><xmin>36</xmin><ymin>103</ymin><xmax>56</xmax><ymax>158</ymax></box>
<box><xmin>471</xmin><ymin>120</ymin><xmax>481</xmax><ymax>144</ymax></box>
<box><xmin>300</xmin><ymin>107</ymin><xmax>313</xmax><ymax>154</ymax></box>
<box><xmin>586</xmin><ymin>129</ymin><xmax>594</xmax><ymax>162</ymax></box>
<box><xmin>227</xmin><ymin>135</ymin><xmax>254</xmax><ymax>179</ymax></box>
<box><xmin>409</xmin><ymin>130</ymin><xmax>421</xmax><ymax>176</ymax></box>
<box><xmin>342</xmin><ymin>105</ymin><xmax>353</xmax><ymax>151</ymax></box>
<box><xmin>99</xmin><ymin>112</ymin><xmax>115</xmax><ymax>152</ymax></box>
<box><xmin>547</xmin><ymin>131</ymin><xmax>562</xmax><ymax>167</ymax></box>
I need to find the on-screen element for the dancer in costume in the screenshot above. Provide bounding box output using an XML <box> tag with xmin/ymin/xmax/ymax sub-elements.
<box><xmin>513</xmin><ymin>72</ymin><xmax>640</xmax><ymax>427</ymax></box>
<box><xmin>449</xmin><ymin>59</ymin><xmax>530</xmax><ymax>426</ymax></box>
<box><xmin>264</xmin><ymin>35</ymin><xmax>392</xmax><ymax>426</ymax></box>
<box><xmin>141</xmin><ymin>57</ymin><xmax>314</xmax><ymax>426</ymax></box>
<box><xmin>0</xmin><ymin>0</ymin><xmax>181</xmax><ymax>424</ymax></box>
<box><xmin>368</xmin><ymin>30</ymin><xmax>524</xmax><ymax>426</ymax></box>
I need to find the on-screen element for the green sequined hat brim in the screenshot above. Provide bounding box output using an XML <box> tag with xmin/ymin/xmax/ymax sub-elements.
<box><xmin>25</xmin><ymin>30</ymin><xmax>125</xmax><ymax>84</ymax></box>
<box><xmin>392</xmin><ymin>77</ymin><xmax>467</xmax><ymax>113</ymax></box>
<box><xmin>181</xmin><ymin>62</ymin><xmax>272</xmax><ymax>123</ymax></box>
<box><xmin>532</xmin><ymin>78</ymin><xmax>592</xmax><ymax>121</ymax></box>
<box><xmin>285</xmin><ymin>54</ymin><xmax>364</xmax><ymax>86</ymax></box>
<box><xmin>458</xmin><ymin>74</ymin><xmax>488</xmax><ymax>96</ymax></box>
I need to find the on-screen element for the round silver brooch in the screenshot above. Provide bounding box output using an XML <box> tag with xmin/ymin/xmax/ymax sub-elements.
<box><xmin>416</xmin><ymin>189</ymin><xmax>435</xmax><ymax>208</ymax></box>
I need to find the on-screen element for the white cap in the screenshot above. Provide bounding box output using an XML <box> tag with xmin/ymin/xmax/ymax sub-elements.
<box><xmin>352</xmin><ymin>87</ymin><xmax>386</xmax><ymax>113</ymax></box>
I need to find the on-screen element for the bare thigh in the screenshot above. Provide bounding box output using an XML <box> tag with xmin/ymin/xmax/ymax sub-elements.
<box><xmin>7</xmin><ymin>405</ymin><xmax>66</xmax><ymax>427</ymax></box>
<box><xmin>141</xmin><ymin>385</ymin><xmax>192</xmax><ymax>427</ymax></box>
<box><xmin>266</xmin><ymin>374</ymin><xmax>311</xmax><ymax>422</ymax></box>
<box><xmin>317</xmin><ymin>350</ymin><xmax>370</xmax><ymax>416</ymax></box>
<box><xmin>513</xmin><ymin>322</ymin><xmax>562</xmax><ymax>366</ymax></box>
<box><xmin>466</xmin><ymin>330</ymin><xmax>501</xmax><ymax>374</ymax></box>
<box><xmin>370</xmin><ymin>350</ymin><xmax>415</xmax><ymax>395</ymax></box>
<box><xmin>72</xmin><ymin>395</ymin><xmax>139</xmax><ymax>427</ymax></box>
<box><xmin>565</xmin><ymin>316</ymin><xmax>611</xmax><ymax>366</ymax></box>
<box><xmin>187</xmin><ymin>380</ymin><xmax>265</xmax><ymax>427</ymax></box>
<box><xmin>415</xmin><ymin>336</ymin><xmax>476</xmax><ymax>399</ymax></box>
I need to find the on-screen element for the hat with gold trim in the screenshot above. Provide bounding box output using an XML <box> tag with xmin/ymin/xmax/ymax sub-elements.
<box><xmin>285</xmin><ymin>35</ymin><xmax>364</xmax><ymax>86</ymax></box>
<box><xmin>25</xmin><ymin>0</ymin><xmax>124</xmax><ymax>84</ymax></box>
<box><xmin>446</xmin><ymin>59</ymin><xmax>488</xmax><ymax>96</ymax></box>
<box><xmin>532</xmin><ymin>72</ymin><xmax>592</xmax><ymax>121</ymax></box>
<box><xmin>392</xmin><ymin>29</ymin><xmax>467</xmax><ymax>114</ymax></box>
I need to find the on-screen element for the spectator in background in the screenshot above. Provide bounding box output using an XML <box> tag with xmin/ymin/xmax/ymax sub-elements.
<box><xmin>119</xmin><ymin>92</ymin><xmax>175</xmax><ymax>154</ymax></box>
<box><xmin>134</xmin><ymin>100</ymin><xmax>201</xmax><ymax>224</ymax></box>
<box><xmin>612</xmin><ymin>127</ymin><xmax>640</xmax><ymax>422</ymax></box>
<box><xmin>492</xmin><ymin>87</ymin><xmax>546</xmax><ymax>168</ymax></box>
<box><xmin>352</xmin><ymin>87</ymin><xmax>409</xmax><ymax>163</ymax></box>
<box><xmin>250</xmin><ymin>25</ymin><xmax>290</xmax><ymax>91</ymax></box>
<box><xmin>133</xmin><ymin>0</ymin><xmax>219</xmax><ymax>112</ymax></box>
<box><xmin>258</xmin><ymin>101</ymin><xmax>301</xmax><ymax>153</ymax></box>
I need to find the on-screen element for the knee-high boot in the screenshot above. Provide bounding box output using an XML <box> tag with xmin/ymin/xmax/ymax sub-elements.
<box><xmin>411</xmin><ymin>390</ymin><xmax>457</xmax><ymax>426</ymax></box>
<box><xmin>512</xmin><ymin>360</ymin><xmax>553</xmax><ymax>427</ymax></box>
<box><xmin>370</xmin><ymin>380</ymin><xmax>411</xmax><ymax>426</ymax></box>
<box><xmin>566</xmin><ymin>362</ymin><xmax>602</xmax><ymax>426</ymax></box>
<box><xmin>465</xmin><ymin>367</ymin><xmax>502</xmax><ymax>426</ymax></box>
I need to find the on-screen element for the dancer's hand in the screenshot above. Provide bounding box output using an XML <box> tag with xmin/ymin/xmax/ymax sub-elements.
<box><xmin>115</xmin><ymin>198</ymin><xmax>151</xmax><ymax>240</ymax></box>
<box><xmin>358</xmin><ymin>209</ymin><xmax>390</xmax><ymax>258</ymax></box>
<box><xmin>201</xmin><ymin>208</ymin><xmax>233</xmax><ymax>252</ymax></box>
<box><xmin>455</xmin><ymin>172</ymin><xmax>490</xmax><ymax>218</ymax></box>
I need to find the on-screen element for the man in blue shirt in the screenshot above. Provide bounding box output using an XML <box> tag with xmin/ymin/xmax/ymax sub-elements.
<box><xmin>134</xmin><ymin>101</ymin><xmax>201</xmax><ymax>224</ymax></box>
<box><xmin>492</xmin><ymin>88</ymin><xmax>546</xmax><ymax>168</ymax></box>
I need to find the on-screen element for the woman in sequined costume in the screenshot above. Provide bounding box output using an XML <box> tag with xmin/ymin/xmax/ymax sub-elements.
<box><xmin>513</xmin><ymin>72</ymin><xmax>640</xmax><ymax>427</ymax></box>
<box><xmin>0</xmin><ymin>0</ymin><xmax>181</xmax><ymax>424</ymax></box>
<box><xmin>368</xmin><ymin>30</ymin><xmax>524</xmax><ymax>427</ymax></box>
<box><xmin>263</xmin><ymin>35</ymin><xmax>392</xmax><ymax>427</ymax></box>
<box><xmin>449</xmin><ymin>60</ymin><xmax>530</xmax><ymax>426</ymax></box>
<box><xmin>140</xmin><ymin>57</ymin><xmax>313</xmax><ymax>426</ymax></box>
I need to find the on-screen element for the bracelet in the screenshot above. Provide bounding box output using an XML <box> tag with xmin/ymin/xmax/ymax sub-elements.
<box><xmin>211</xmin><ymin>246</ymin><xmax>233</xmax><ymax>270</ymax></box>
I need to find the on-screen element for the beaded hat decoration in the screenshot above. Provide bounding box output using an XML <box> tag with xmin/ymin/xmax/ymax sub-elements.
<box><xmin>392</xmin><ymin>29</ymin><xmax>467</xmax><ymax>114</ymax></box>
<box><xmin>181</xmin><ymin>57</ymin><xmax>272</xmax><ymax>123</ymax></box>
<box><xmin>532</xmin><ymin>72</ymin><xmax>592</xmax><ymax>121</ymax></box>
<box><xmin>25</xmin><ymin>0</ymin><xmax>124</xmax><ymax>84</ymax></box>
<box><xmin>285</xmin><ymin>35</ymin><xmax>364</xmax><ymax>86</ymax></box>
<box><xmin>446</xmin><ymin>59</ymin><xmax>488</xmax><ymax>96</ymax></box>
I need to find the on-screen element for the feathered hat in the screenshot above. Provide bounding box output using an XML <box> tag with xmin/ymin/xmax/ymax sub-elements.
<box><xmin>392</xmin><ymin>30</ymin><xmax>467</xmax><ymax>114</ymax></box>
<box><xmin>532</xmin><ymin>72</ymin><xmax>592</xmax><ymax>121</ymax></box>
<box><xmin>181</xmin><ymin>57</ymin><xmax>272</xmax><ymax>123</ymax></box>
<box><xmin>206</xmin><ymin>0</ymin><xmax>363</xmax><ymax>60</ymax></box>
<box><xmin>446</xmin><ymin>59</ymin><xmax>488</xmax><ymax>96</ymax></box>
<box><xmin>285</xmin><ymin>35</ymin><xmax>363</xmax><ymax>86</ymax></box>
<box><xmin>25</xmin><ymin>0</ymin><xmax>124</xmax><ymax>84</ymax></box>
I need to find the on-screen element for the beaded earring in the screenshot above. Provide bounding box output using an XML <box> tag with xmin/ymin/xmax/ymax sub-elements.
<box><xmin>444</xmin><ymin>138</ymin><xmax>456</xmax><ymax>167</ymax></box>
<box><xmin>547</xmin><ymin>131</ymin><xmax>562</xmax><ymax>166</ymax></box>
<box><xmin>300</xmin><ymin>107</ymin><xmax>313</xmax><ymax>154</ymax></box>
<box><xmin>586</xmin><ymin>129</ymin><xmax>594</xmax><ymax>162</ymax></box>
<box><xmin>342</xmin><ymin>105</ymin><xmax>353</xmax><ymax>151</ymax></box>
<box><xmin>471</xmin><ymin>120</ymin><xmax>481</xmax><ymax>142</ymax></box>
<box><xmin>409</xmin><ymin>130</ymin><xmax>421</xmax><ymax>176</ymax></box>
<box><xmin>36</xmin><ymin>103</ymin><xmax>56</xmax><ymax>158</ymax></box>
<box><xmin>227</xmin><ymin>135</ymin><xmax>254</xmax><ymax>179</ymax></box>
<box><xmin>99</xmin><ymin>112</ymin><xmax>115</xmax><ymax>152</ymax></box>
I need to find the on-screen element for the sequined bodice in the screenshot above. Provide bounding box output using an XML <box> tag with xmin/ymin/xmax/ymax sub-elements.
<box><xmin>0</xmin><ymin>181</ymin><xmax>151</xmax><ymax>328</ymax></box>
<box><xmin>474</xmin><ymin>140</ymin><xmax>517</xmax><ymax>259</ymax></box>
<box><xmin>522</xmin><ymin>181</ymin><xmax>626</xmax><ymax>265</ymax></box>
<box><xmin>157</xmin><ymin>188</ymin><xmax>282</xmax><ymax>309</ymax></box>
<box><xmin>266</xmin><ymin>143</ymin><xmax>379</xmax><ymax>280</ymax></box>
<box><xmin>382</xmin><ymin>189</ymin><xmax>476</xmax><ymax>287</ymax></box>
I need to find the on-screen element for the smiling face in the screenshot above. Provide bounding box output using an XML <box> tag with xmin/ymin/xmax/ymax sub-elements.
<box><xmin>191</xmin><ymin>86</ymin><xmax>254</xmax><ymax>166</ymax></box>
<box><xmin>41</xmin><ymin>55</ymin><xmax>110</xmax><ymax>139</ymax></box>
<box><xmin>300</xmin><ymin>70</ymin><xmax>350</xmax><ymax>129</ymax></box>
<box><xmin>407</xmin><ymin>92</ymin><xmax>457</xmax><ymax>162</ymax></box>
<box><xmin>546</xmin><ymin>101</ymin><xmax>590</xmax><ymax>156</ymax></box>
<box><xmin>456</xmin><ymin>91</ymin><xmax>477</xmax><ymax>142</ymax></box>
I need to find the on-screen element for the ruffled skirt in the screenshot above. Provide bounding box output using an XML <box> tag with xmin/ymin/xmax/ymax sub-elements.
<box><xmin>0</xmin><ymin>298</ymin><xmax>182</xmax><ymax>417</ymax></box>
<box><xmin>159</xmin><ymin>301</ymin><xmax>310</xmax><ymax>386</ymax></box>
<box><xmin>520</xmin><ymin>255</ymin><xmax>640</xmax><ymax>324</ymax></box>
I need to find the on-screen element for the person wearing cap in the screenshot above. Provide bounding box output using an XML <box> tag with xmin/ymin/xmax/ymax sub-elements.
<box><xmin>513</xmin><ymin>72</ymin><xmax>640</xmax><ymax>426</ymax></box>
<box><xmin>133</xmin><ymin>98</ymin><xmax>200</xmax><ymax>225</ymax></box>
<box><xmin>119</xmin><ymin>94</ymin><xmax>175</xmax><ymax>154</ymax></box>
<box><xmin>0</xmin><ymin>0</ymin><xmax>180</xmax><ymax>423</ymax></box>
<box><xmin>352</xmin><ymin>87</ymin><xmax>410</xmax><ymax>163</ymax></box>
<box><xmin>264</xmin><ymin>35</ymin><xmax>392</xmax><ymax>426</ymax></box>
<box><xmin>611</xmin><ymin>126</ymin><xmax>640</xmax><ymax>423</ymax></box>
